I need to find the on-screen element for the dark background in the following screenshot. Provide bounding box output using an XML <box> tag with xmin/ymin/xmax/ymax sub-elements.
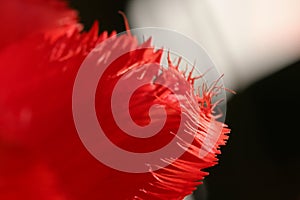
<box><xmin>69</xmin><ymin>1</ymin><xmax>300</xmax><ymax>199</ymax></box>
<box><xmin>69</xmin><ymin>0</ymin><xmax>127</xmax><ymax>33</ymax></box>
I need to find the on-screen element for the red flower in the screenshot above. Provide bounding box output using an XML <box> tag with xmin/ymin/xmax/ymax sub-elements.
<box><xmin>0</xmin><ymin>0</ymin><xmax>230</xmax><ymax>199</ymax></box>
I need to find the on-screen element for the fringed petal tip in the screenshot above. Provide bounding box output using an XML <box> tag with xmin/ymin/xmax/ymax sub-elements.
<box><xmin>130</xmin><ymin>57</ymin><xmax>231</xmax><ymax>200</ymax></box>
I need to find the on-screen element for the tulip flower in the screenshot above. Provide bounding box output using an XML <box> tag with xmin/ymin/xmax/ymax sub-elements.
<box><xmin>0</xmin><ymin>0</ymin><xmax>230</xmax><ymax>199</ymax></box>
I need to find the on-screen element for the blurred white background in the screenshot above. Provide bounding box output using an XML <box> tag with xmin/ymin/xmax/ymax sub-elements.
<box><xmin>127</xmin><ymin>0</ymin><xmax>300</xmax><ymax>91</ymax></box>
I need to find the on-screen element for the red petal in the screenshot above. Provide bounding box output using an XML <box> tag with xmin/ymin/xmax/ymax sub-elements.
<box><xmin>0</xmin><ymin>0</ymin><xmax>79</xmax><ymax>50</ymax></box>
